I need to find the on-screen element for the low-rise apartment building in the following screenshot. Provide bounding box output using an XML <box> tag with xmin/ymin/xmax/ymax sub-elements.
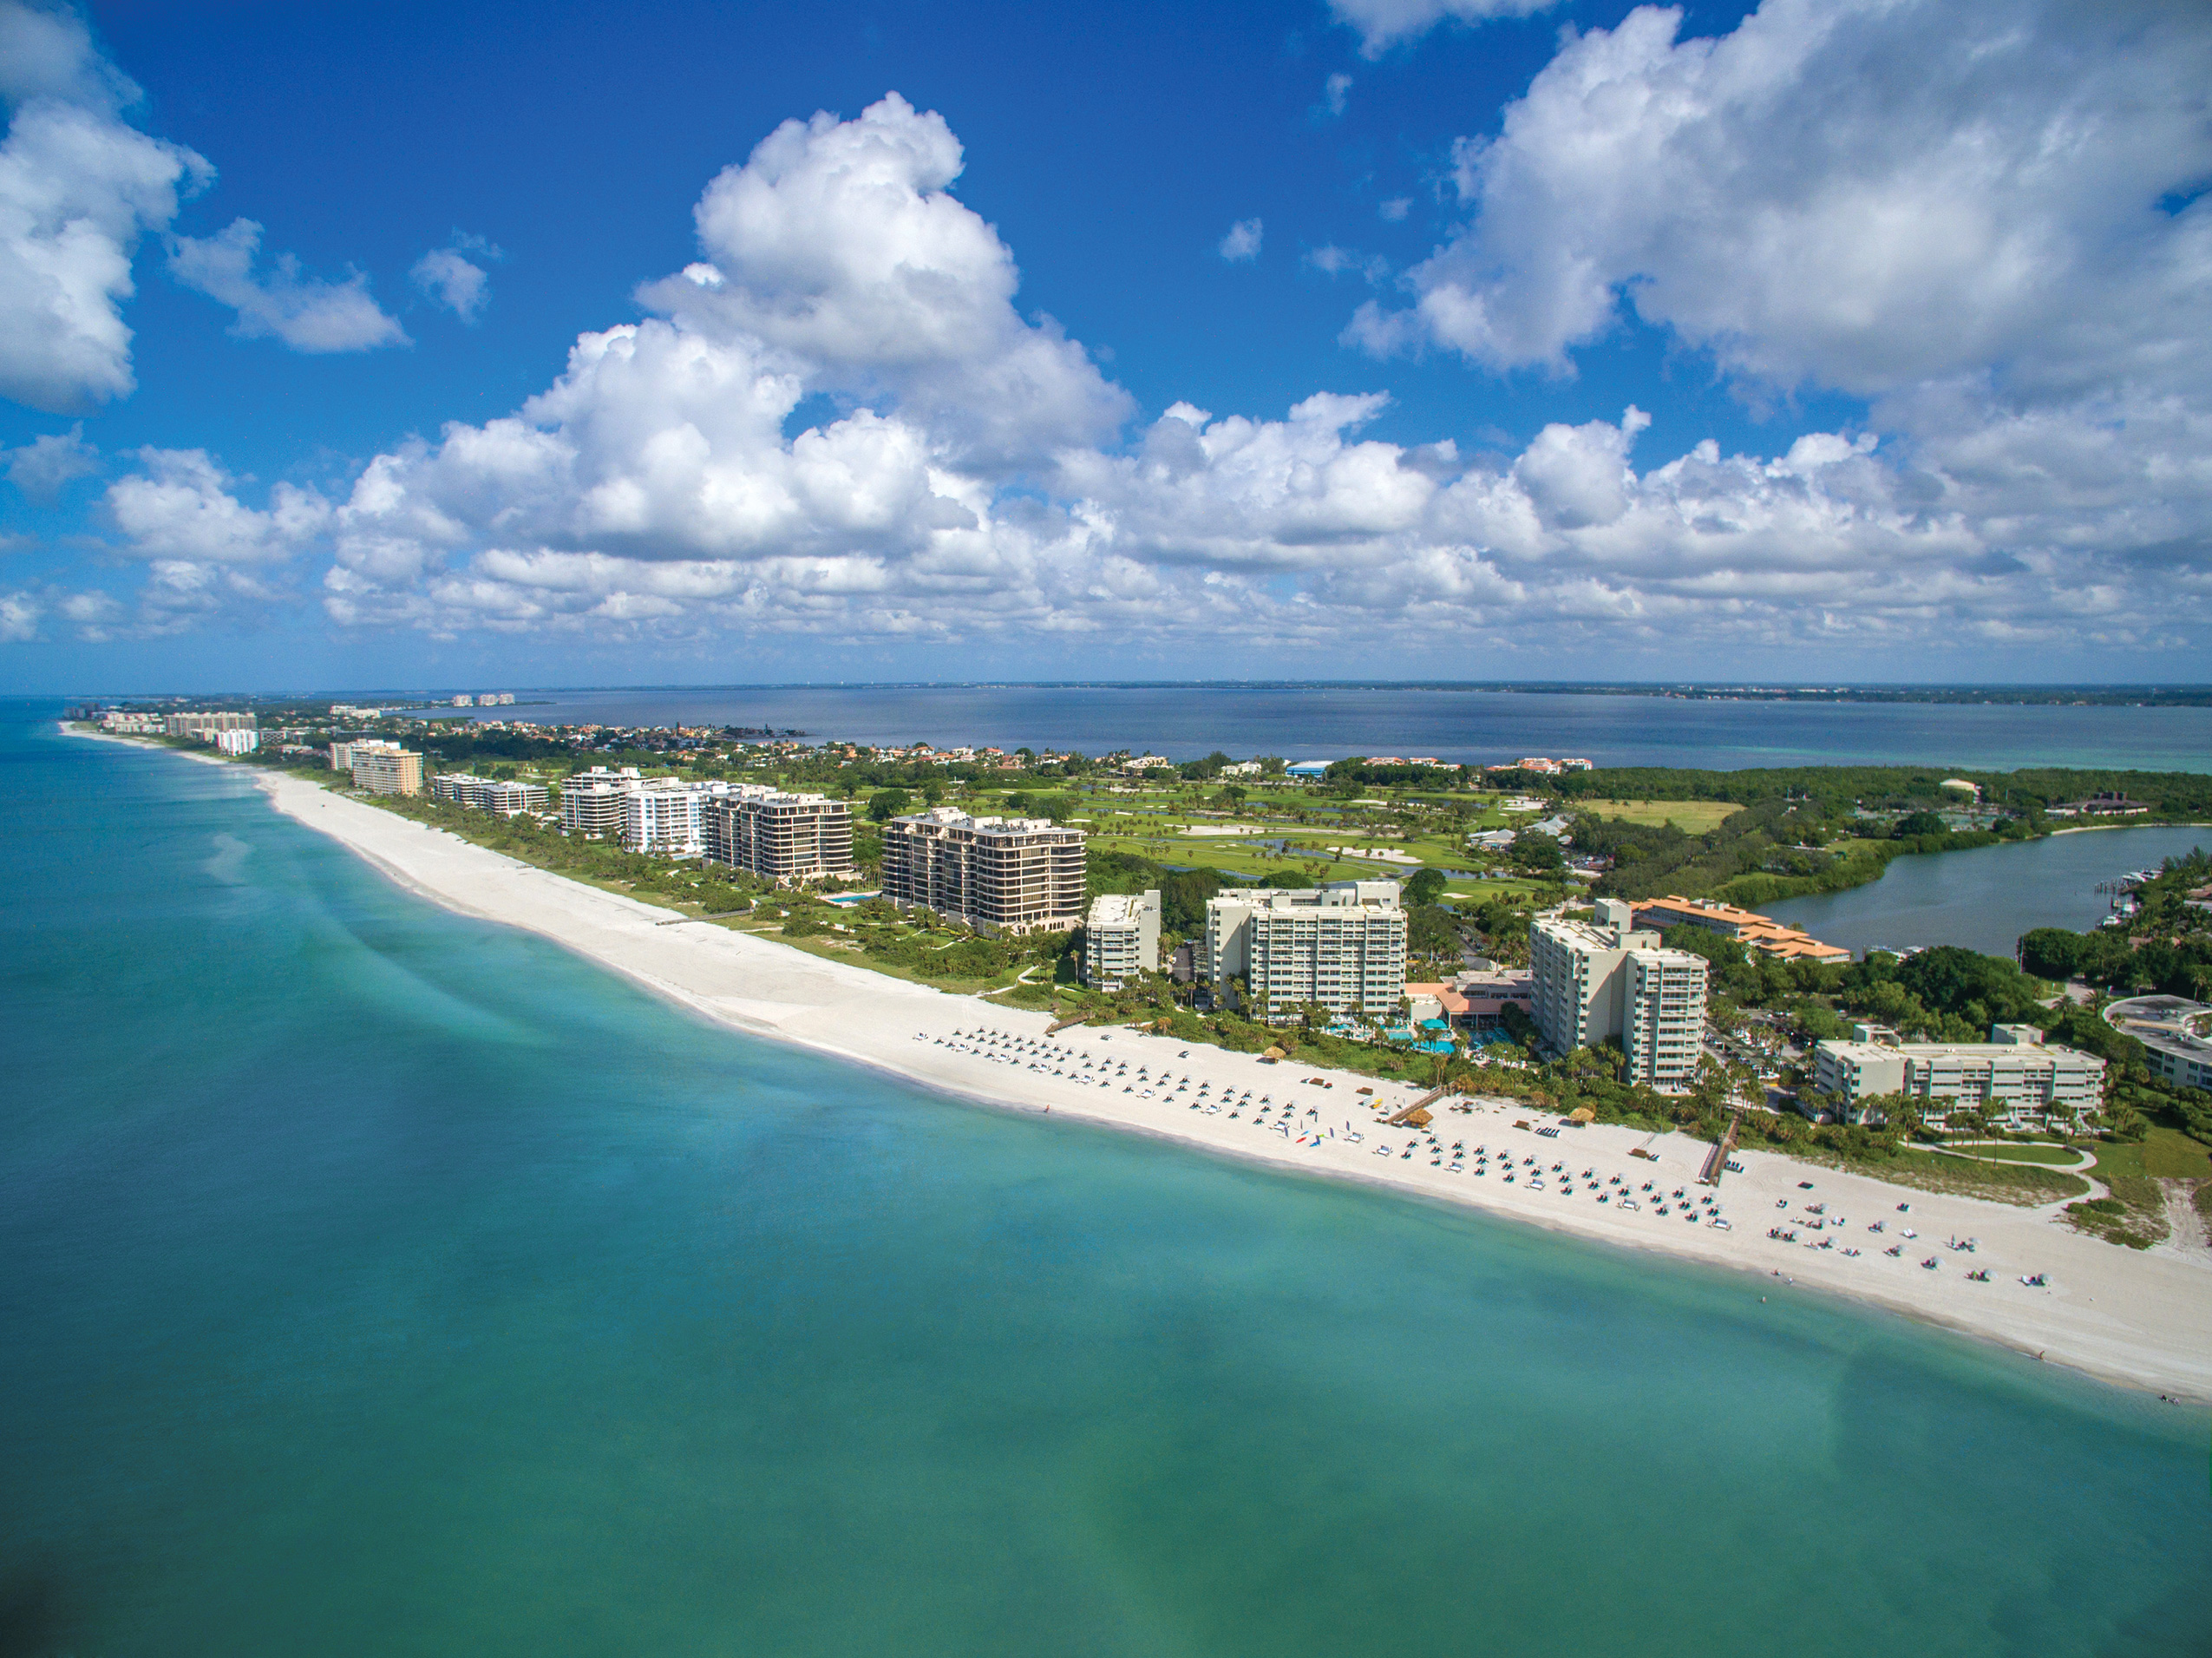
<box><xmin>432</xmin><ymin>773</ymin><xmax>550</xmax><ymax>816</ymax></box>
<box><xmin>2103</xmin><ymin>996</ymin><xmax>2212</xmax><ymax>1092</ymax></box>
<box><xmin>1629</xmin><ymin>894</ymin><xmax>1851</xmax><ymax>964</ymax></box>
<box><xmin>1196</xmin><ymin>881</ymin><xmax>1407</xmax><ymax>1020</ymax></box>
<box><xmin>1810</xmin><ymin>1023</ymin><xmax>2105</xmax><ymax>1129</ymax></box>
<box><xmin>704</xmin><ymin>786</ymin><xmax>855</xmax><ymax>883</ymax></box>
<box><xmin>1084</xmin><ymin>890</ymin><xmax>1161</xmax><ymax>990</ymax></box>
<box><xmin>880</xmin><ymin>808</ymin><xmax>1086</xmax><ymax>934</ymax></box>
<box><xmin>1530</xmin><ymin>899</ymin><xmax>1707</xmax><ymax>1091</ymax></box>
<box><xmin>1453</xmin><ymin>967</ymin><xmax>1535</xmax><ymax>1030</ymax></box>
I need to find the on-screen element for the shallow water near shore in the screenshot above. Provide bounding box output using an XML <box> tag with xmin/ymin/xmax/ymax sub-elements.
<box><xmin>3</xmin><ymin>714</ymin><xmax>2207</xmax><ymax>1657</ymax></box>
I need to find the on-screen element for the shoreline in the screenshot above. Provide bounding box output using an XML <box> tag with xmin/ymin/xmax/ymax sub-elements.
<box><xmin>73</xmin><ymin>728</ymin><xmax>2212</xmax><ymax>1401</ymax></box>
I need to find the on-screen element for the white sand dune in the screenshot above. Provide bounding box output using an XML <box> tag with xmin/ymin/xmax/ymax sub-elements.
<box><xmin>82</xmin><ymin>734</ymin><xmax>2212</xmax><ymax>1401</ymax></box>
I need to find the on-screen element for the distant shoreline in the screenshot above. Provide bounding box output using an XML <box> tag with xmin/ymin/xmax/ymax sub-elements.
<box><xmin>61</xmin><ymin>678</ymin><xmax>2212</xmax><ymax>707</ymax></box>
<box><xmin>64</xmin><ymin>723</ymin><xmax>2212</xmax><ymax>1402</ymax></box>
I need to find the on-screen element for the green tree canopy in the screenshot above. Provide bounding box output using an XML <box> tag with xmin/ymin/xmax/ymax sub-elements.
<box><xmin>1404</xmin><ymin>868</ymin><xmax>1448</xmax><ymax>908</ymax></box>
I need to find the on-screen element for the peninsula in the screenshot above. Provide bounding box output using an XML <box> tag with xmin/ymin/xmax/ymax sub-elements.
<box><xmin>100</xmin><ymin>731</ymin><xmax>2210</xmax><ymax>1402</ymax></box>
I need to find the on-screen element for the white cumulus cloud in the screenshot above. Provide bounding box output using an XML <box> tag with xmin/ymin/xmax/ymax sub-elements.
<box><xmin>58</xmin><ymin>80</ymin><xmax>2209</xmax><ymax>668</ymax></box>
<box><xmin>410</xmin><ymin>245</ymin><xmax>492</xmax><ymax>322</ymax></box>
<box><xmin>1354</xmin><ymin>0</ymin><xmax>2212</xmax><ymax>402</ymax></box>
<box><xmin>107</xmin><ymin>447</ymin><xmax>328</xmax><ymax>562</ymax></box>
<box><xmin>0</xmin><ymin>1</ymin><xmax>209</xmax><ymax>412</ymax></box>
<box><xmin>1330</xmin><ymin>0</ymin><xmax>1559</xmax><ymax>59</ymax></box>
<box><xmin>3</xmin><ymin>421</ymin><xmax>95</xmax><ymax>501</ymax></box>
<box><xmin>1217</xmin><ymin>217</ymin><xmax>1263</xmax><ymax>263</ymax></box>
<box><xmin>169</xmin><ymin>218</ymin><xmax>407</xmax><ymax>352</ymax></box>
<box><xmin>0</xmin><ymin>586</ymin><xmax>37</xmax><ymax>639</ymax></box>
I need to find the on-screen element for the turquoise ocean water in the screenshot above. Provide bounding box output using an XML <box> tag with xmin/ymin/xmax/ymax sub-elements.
<box><xmin>3</xmin><ymin>711</ymin><xmax>2207</xmax><ymax>1656</ymax></box>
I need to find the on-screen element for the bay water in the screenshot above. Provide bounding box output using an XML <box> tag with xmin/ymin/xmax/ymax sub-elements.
<box><xmin>1765</xmin><ymin>826</ymin><xmax>2212</xmax><ymax>957</ymax></box>
<box><xmin>3</xmin><ymin>710</ymin><xmax>2207</xmax><ymax>1656</ymax></box>
<box><xmin>469</xmin><ymin>684</ymin><xmax>2212</xmax><ymax>774</ymax></box>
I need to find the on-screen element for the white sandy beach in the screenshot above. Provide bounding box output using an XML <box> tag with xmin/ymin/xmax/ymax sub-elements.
<box><xmin>87</xmin><ymin>733</ymin><xmax>2212</xmax><ymax>1400</ymax></box>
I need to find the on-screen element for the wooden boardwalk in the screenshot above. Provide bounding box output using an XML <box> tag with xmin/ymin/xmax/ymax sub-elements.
<box><xmin>1699</xmin><ymin>1111</ymin><xmax>1744</xmax><ymax>1186</ymax></box>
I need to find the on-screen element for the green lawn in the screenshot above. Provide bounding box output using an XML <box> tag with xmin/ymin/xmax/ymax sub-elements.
<box><xmin>1940</xmin><ymin>1141</ymin><xmax>2090</xmax><ymax>1165</ymax></box>
<box><xmin>1577</xmin><ymin>798</ymin><xmax>1744</xmax><ymax>834</ymax></box>
<box><xmin>1855</xmin><ymin>1147</ymin><xmax>2093</xmax><ymax>1204</ymax></box>
<box><xmin>2090</xmin><ymin>1126</ymin><xmax>2212</xmax><ymax>1181</ymax></box>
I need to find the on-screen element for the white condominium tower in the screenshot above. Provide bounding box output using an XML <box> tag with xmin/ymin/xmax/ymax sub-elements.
<box><xmin>620</xmin><ymin>777</ymin><xmax>716</xmax><ymax>857</ymax></box>
<box><xmin>879</xmin><ymin>808</ymin><xmax>1086</xmax><ymax>934</ymax></box>
<box><xmin>1084</xmin><ymin>890</ymin><xmax>1161</xmax><ymax>990</ymax></box>
<box><xmin>1530</xmin><ymin>898</ymin><xmax>1707</xmax><ymax>1091</ymax></box>
<box><xmin>1197</xmin><ymin>881</ymin><xmax>1407</xmax><ymax>1020</ymax></box>
<box><xmin>704</xmin><ymin>787</ymin><xmax>856</xmax><ymax>884</ymax></box>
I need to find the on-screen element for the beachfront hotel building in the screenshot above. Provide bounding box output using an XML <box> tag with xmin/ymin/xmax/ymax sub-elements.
<box><xmin>1531</xmin><ymin>899</ymin><xmax>1708</xmax><ymax>1091</ymax></box>
<box><xmin>1811</xmin><ymin>1024</ymin><xmax>2105</xmax><ymax>1130</ymax></box>
<box><xmin>1196</xmin><ymin>881</ymin><xmax>1408</xmax><ymax>1021</ymax></box>
<box><xmin>703</xmin><ymin>787</ymin><xmax>856</xmax><ymax>885</ymax></box>
<box><xmin>879</xmin><ymin>808</ymin><xmax>1087</xmax><ymax>934</ymax></box>
<box><xmin>432</xmin><ymin>773</ymin><xmax>551</xmax><ymax>816</ymax></box>
<box><xmin>350</xmin><ymin>746</ymin><xmax>424</xmax><ymax>796</ymax></box>
<box><xmin>1628</xmin><ymin>895</ymin><xmax>1851</xmax><ymax>964</ymax></box>
<box><xmin>1083</xmin><ymin>890</ymin><xmax>1161</xmax><ymax>991</ymax></box>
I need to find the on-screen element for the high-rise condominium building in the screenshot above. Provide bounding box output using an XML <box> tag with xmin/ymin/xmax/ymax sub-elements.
<box><xmin>1084</xmin><ymin>890</ymin><xmax>1161</xmax><ymax>990</ymax></box>
<box><xmin>559</xmin><ymin>779</ymin><xmax>628</xmax><ymax>839</ymax></box>
<box><xmin>166</xmin><ymin>711</ymin><xmax>256</xmax><ymax>737</ymax></box>
<box><xmin>703</xmin><ymin>787</ymin><xmax>855</xmax><ymax>884</ymax></box>
<box><xmin>351</xmin><ymin>747</ymin><xmax>424</xmax><ymax>797</ymax></box>
<box><xmin>620</xmin><ymin>778</ymin><xmax>716</xmax><ymax>857</ymax></box>
<box><xmin>330</xmin><ymin>738</ymin><xmax>399</xmax><ymax>773</ymax></box>
<box><xmin>1530</xmin><ymin>898</ymin><xmax>1707</xmax><ymax>1091</ymax></box>
<box><xmin>879</xmin><ymin>808</ymin><xmax>1086</xmax><ymax>934</ymax></box>
<box><xmin>432</xmin><ymin>774</ymin><xmax>551</xmax><ymax>816</ymax></box>
<box><xmin>1197</xmin><ymin>881</ymin><xmax>1407</xmax><ymax>1020</ymax></box>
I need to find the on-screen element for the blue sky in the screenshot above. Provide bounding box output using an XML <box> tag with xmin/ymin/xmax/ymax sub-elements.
<box><xmin>1</xmin><ymin>0</ymin><xmax>2206</xmax><ymax>691</ymax></box>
